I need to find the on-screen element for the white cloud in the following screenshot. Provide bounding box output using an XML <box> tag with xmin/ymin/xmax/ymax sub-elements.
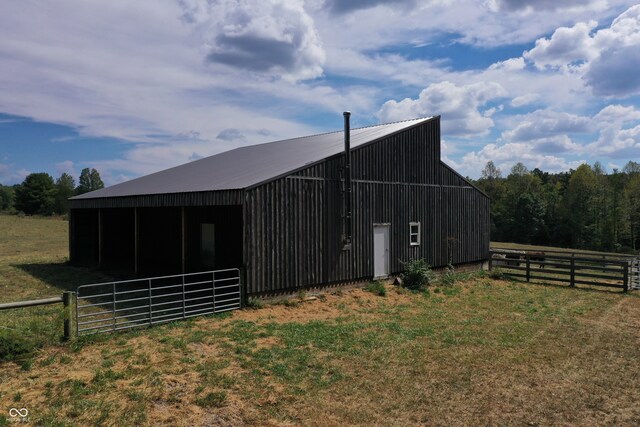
<box><xmin>511</xmin><ymin>93</ymin><xmax>540</xmax><ymax>107</ymax></box>
<box><xmin>489</xmin><ymin>57</ymin><xmax>525</xmax><ymax>71</ymax></box>
<box><xmin>587</xmin><ymin>104</ymin><xmax>640</xmax><ymax>157</ymax></box>
<box><xmin>181</xmin><ymin>0</ymin><xmax>325</xmax><ymax>82</ymax></box>
<box><xmin>460</xmin><ymin>141</ymin><xmax>585</xmax><ymax>177</ymax></box>
<box><xmin>502</xmin><ymin>109</ymin><xmax>592</xmax><ymax>142</ymax></box>
<box><xmin>585</xmin><ymin>44</ymin><xmax>640</xmax><ymax>96</ymax></box>
<box><xmin>524</xmin><ymin>20</ymin><xmax>598</xmax><ymax>70</ymax></box>
<box><xmin>323</xmin><ymin>0</ymin><xmax>416</xmax><ymax>16</ymax></box>
<box><xmin>377</xmin><ymin>81</ymin><xmax>507</xmax><ymax>138</ymax></box>
<box><xmin>0</xmin><ymin>163</ymin><xmax>29</xmax><ymax>185</ymax></box>
<box><xmin>593</xmin><ymin>104</ymin><xmax>640</xmax><ymax>123</ymax></box>
<box><xmin>522</xmin><ymin>5</ymin><xmax>640</xmax><ymax>96</ymax></box>
<box><xmin>55</xmin><ymin>160</ymin><xmax>77</xmax><ymax>178</ymax></box>
<box><xmin>588</xmin><ymin>123</ymin><xmax>640</xmax><ymax>157</ymax></box>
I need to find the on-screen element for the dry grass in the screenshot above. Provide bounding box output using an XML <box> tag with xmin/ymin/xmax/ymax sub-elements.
<box><xmin>0</xmin><ymin>216</ymin><xmax>639</xmax><ymax>426</ymax></box>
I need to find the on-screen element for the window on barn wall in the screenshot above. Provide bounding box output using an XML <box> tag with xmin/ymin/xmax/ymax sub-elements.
<box><xmin>201</xmin><ymin>223</ymin><xmax>215</xmax><ymax>267</ymax></box>
<box><xmin>409</xmin><ymin>222</ymin><xmax>420</xmax><ymax>246</ymax></box>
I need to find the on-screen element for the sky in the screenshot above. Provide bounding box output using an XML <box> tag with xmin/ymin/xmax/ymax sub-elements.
<box><xmin>1</xmin><ymin>0</ymin><xmax>640</xmax><ymax>186</ymax></box>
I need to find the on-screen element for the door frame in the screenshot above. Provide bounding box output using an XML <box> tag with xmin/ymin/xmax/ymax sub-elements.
<box><xmin>372</xmin><ymin>223</ymin><xmax>391</xmax><ymax>279</ymax></box>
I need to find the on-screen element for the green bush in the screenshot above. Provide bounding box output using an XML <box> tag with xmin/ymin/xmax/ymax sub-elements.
<box><xmin>365</xmin><ymin>281</ymin><xmax>386</xmax><ymax>296</ymax></box>
<box><xmin>441</xmin><ymin>264</ymin><xmax>457</xmax><ymax>286</ymax></box>
<box><xmin>400</xmin><ymin>259</ymin><xmax>434</xmax><ymax>290</ymax></box>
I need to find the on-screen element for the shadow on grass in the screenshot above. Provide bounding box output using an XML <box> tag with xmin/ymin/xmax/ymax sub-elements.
<box><xmin>13</xmin><ymin>262</ymin><xmax>132</xmax><ymax>292</ymax></box>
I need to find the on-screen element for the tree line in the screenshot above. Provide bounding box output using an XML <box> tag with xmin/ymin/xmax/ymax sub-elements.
<box><xmin>0</xmin><ymin>168</ymin><xmax>104</xmax><ymax>216</ymax></box>
<box><xmin>473</xmin><ymin>160</ymin><xmax>640</xmax><ymax>254</ymax></box>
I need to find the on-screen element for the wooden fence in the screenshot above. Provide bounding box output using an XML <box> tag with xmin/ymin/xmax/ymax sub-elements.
<box><xmin>489</xmin><ymin>248</ymin><xmax>634</xmax><ymax>292</ymax></box>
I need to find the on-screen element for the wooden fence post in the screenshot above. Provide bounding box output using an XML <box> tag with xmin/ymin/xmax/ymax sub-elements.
<box><xmin>526</xmin><ymin>255</ymin><xmax>530</xmax><ymax>282</ymax></box>
<box><xmin>570</xmin><ymin>257</ymin><xmax>575</xmax><ymax>287</ymax></box>
<box><xmin>62</xmin><ymin>291</ymin><xmax>75</xmax><ymax>341</ymax></box>
<box><xmin>623</xmin><ymin>261</ymin><xmax>629</xmax><ymax>293</ymax></box>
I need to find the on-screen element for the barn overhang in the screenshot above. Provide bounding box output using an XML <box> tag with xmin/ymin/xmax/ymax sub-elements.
<box><xmin>69</xmin><ymin>203</ymin><xmax>244</xmax><ymax>277</ymax></box>
<box><xmin>69</xmin><ymin>189</ymin><xmax>244</xmax><ymax>209</ymax></box>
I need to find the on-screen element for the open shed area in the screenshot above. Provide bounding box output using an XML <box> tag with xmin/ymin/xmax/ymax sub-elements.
<box><xmin>71</xmin><ymin>205</ymin><xmax>242</xmax><ymax>275</ymax></box>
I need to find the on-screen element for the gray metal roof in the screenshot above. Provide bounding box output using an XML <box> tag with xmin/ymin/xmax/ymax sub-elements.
<box><xmin>72</xmin><ymin>117</ymin><xmax>432</xmax><ymax>199</ymax></box>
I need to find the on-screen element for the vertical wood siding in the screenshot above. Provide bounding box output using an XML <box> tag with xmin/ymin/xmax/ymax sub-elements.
<box><xmin>244</xmin><ymin>118</ymin><xmax>490</xmax><ymax>295</ymax></box>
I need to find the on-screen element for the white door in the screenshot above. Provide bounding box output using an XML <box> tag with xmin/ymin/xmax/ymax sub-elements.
<box><xmin>373</xmin><ymin>224</ymin><xmax>390</xmax><ymax>278</ymax></box>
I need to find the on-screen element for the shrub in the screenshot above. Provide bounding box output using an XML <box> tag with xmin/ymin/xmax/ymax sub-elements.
<box><xmin>400</xmin><ymin>258</ymin><xmax>434</xmax><ymax>290</ymax></box>
<box><xmin>489</xmin><ymin>267</ymin><xmax>504</xmax><ymax>280</ymax></box>
<box><xmin>365</xmin><ymin>281</ymin><xmax>386</xmax><ymax>297</ymax></box>
<box><xmin>441</xmin><ymin>264</ymin><xmax>457</xmax><ymax>286</ymax></box>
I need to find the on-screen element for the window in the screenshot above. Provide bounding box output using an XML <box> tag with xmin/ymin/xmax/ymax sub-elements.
<box><xmin>409</xmin><ymin>222</ymin><xmax>420</xmax><ymax>246</ymax></box>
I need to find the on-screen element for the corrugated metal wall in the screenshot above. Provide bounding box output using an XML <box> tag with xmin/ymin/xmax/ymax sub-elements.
<box><xmin>244</xmin><ymin>118</ymin><xmax>490</xmax><ymax>294</ymax></box>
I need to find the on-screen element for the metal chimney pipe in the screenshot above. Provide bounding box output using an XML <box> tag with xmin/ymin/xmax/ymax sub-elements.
<box><xmin>343</xmin><ymin>111</ymin><xmax>352</xmax><ymax>250</ymax></box>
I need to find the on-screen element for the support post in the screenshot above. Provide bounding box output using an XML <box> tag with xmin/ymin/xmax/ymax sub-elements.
<box><xmin>98</xmin><ymin>208</ymin><xmax>103</xmax><ymax>267</ymax></box>
<box><xmin>525</xmin><ymin>255</ymin><xmax>530</xmax><ymax>282</ymax></box>
<box><xmin>181</xmin><ymin>207</ymin><xmax>186</xmax><ymax>274</ymax></box>
<box><xmin>134</xmin><ymin>207</ymin><xmax>139</xmax><ymax>274</ymax></box>
<box><xmin>62</xmin><ymin>291</ymin><xmax>75</xmax><ymax>341</ymax></box>
<box><xmin>68</xmin><ymin>210</ymin><xmax>74</xmax><ymax>264</ymax></box>
<box><xmin>570</xmin><ymin>257</ymin><xmax>575</xmax><ymax>287</ymax></box>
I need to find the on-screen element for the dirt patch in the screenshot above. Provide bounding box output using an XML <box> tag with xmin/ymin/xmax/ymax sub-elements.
<box><xmin>228</xmin><ymin>284</ymin><xmax>415</xmax><ymax>325</ymax></box>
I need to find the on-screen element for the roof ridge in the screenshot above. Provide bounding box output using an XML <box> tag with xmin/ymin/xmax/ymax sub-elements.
<box><xmin>237</xmin><ymin>116</ymin><xmax>432</xmax><ymax>149</ymax></box>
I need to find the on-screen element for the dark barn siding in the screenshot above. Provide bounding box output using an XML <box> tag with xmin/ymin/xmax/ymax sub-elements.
<box><xmin>137</xmin><ymin>207</ymin><xmax>182</xmax><ymax>275</ymax></box>
<box><xmin>69</xmin><ymin>209</ymin><xmax>99</xmax><ymax>265</ymax></box>
<box><xmin>69</xmin><ymin>117</ymin><xmax>489</xmax><ymax>295</ymax></box>
<box><xmin>101</xmin><ymin>208</ymin><xmax>135</xmax><ymax>270</ymax></box>
<box><xmin>244</xmin><ymin>118</ymin><xmax>490</xmax><ymax>295</ymax></box>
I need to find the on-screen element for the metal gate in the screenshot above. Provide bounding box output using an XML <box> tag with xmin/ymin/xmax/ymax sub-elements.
<box><xmin>76</xmin><ymin>269</ymin><xmax>241</xmax><ymax>336</ymax></box>
<box><xmin>631</xmin><ymin>259</ymin><xmax>640</xmax><ymax>290</ymax></box>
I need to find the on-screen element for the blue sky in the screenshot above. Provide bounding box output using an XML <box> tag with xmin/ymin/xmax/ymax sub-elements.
<box><xmin>1</xmin><ymin>0</ymin><xmax>640</xmax><ymax>186</ymax></box>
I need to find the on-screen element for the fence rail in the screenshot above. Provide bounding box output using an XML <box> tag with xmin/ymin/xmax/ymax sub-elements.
<box><xmin>76</xmin><ymin>269</ymin><xmax>242</xmax><ymax>336</ymax></box>
<box><xmin>0</xmin><ymin>292</ymin><xmax>74</xmax><ymax>340</ymax></box>
<box><xmin>490</xmin><ymin>249</ymin><xmax>635</xmax><ymax>291</ymax></box>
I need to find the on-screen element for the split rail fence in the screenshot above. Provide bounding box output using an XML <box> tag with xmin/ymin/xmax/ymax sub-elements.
<box><xmin>490</xmin><ymin>248</ymin><xmax>638</xmax><ymax>292</ymax></box>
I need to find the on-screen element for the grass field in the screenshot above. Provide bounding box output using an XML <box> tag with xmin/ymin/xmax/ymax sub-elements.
<box><xmin>1</xmin><ymin>215</ymin><xmax>640</xmax><ymax>426</ymax></box>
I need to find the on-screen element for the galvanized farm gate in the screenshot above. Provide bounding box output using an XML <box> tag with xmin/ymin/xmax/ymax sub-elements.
<box><xmin>76</xmin><ymin>269</ymin><xmax>242</xmax><ymax>336</ymax></box>
<box><xmin>631</xmin><ymin>258</ymin><xmax>640</xmax><ymax>290</ymax></box>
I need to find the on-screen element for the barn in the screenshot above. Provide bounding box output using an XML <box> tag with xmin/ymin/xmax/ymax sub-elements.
<box><xmin>69</xmin><ymin>114</ymin><xmax>490</xmax><ymax>295</ymax></box>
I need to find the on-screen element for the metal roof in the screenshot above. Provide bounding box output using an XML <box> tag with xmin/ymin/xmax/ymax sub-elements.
<box><xmin>72</xmin><ymin>117</ymin><xmax>432</xmax><ymax>200</ymax></box>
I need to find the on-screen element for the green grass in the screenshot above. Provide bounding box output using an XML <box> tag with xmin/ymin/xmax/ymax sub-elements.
<box><xmin>364</xmin><ymin>280</ymin><xmax>386</xmax><ymax>296</ymax></box>
<box><xmin>0</xmin><ymin>214</ymin><xmax>119</xmax><ymax>362</ymax></box>
<box><xmin>1</xmin><ymin>215</ymin><xmax>640</xmax><ymax>426</ymax></box>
